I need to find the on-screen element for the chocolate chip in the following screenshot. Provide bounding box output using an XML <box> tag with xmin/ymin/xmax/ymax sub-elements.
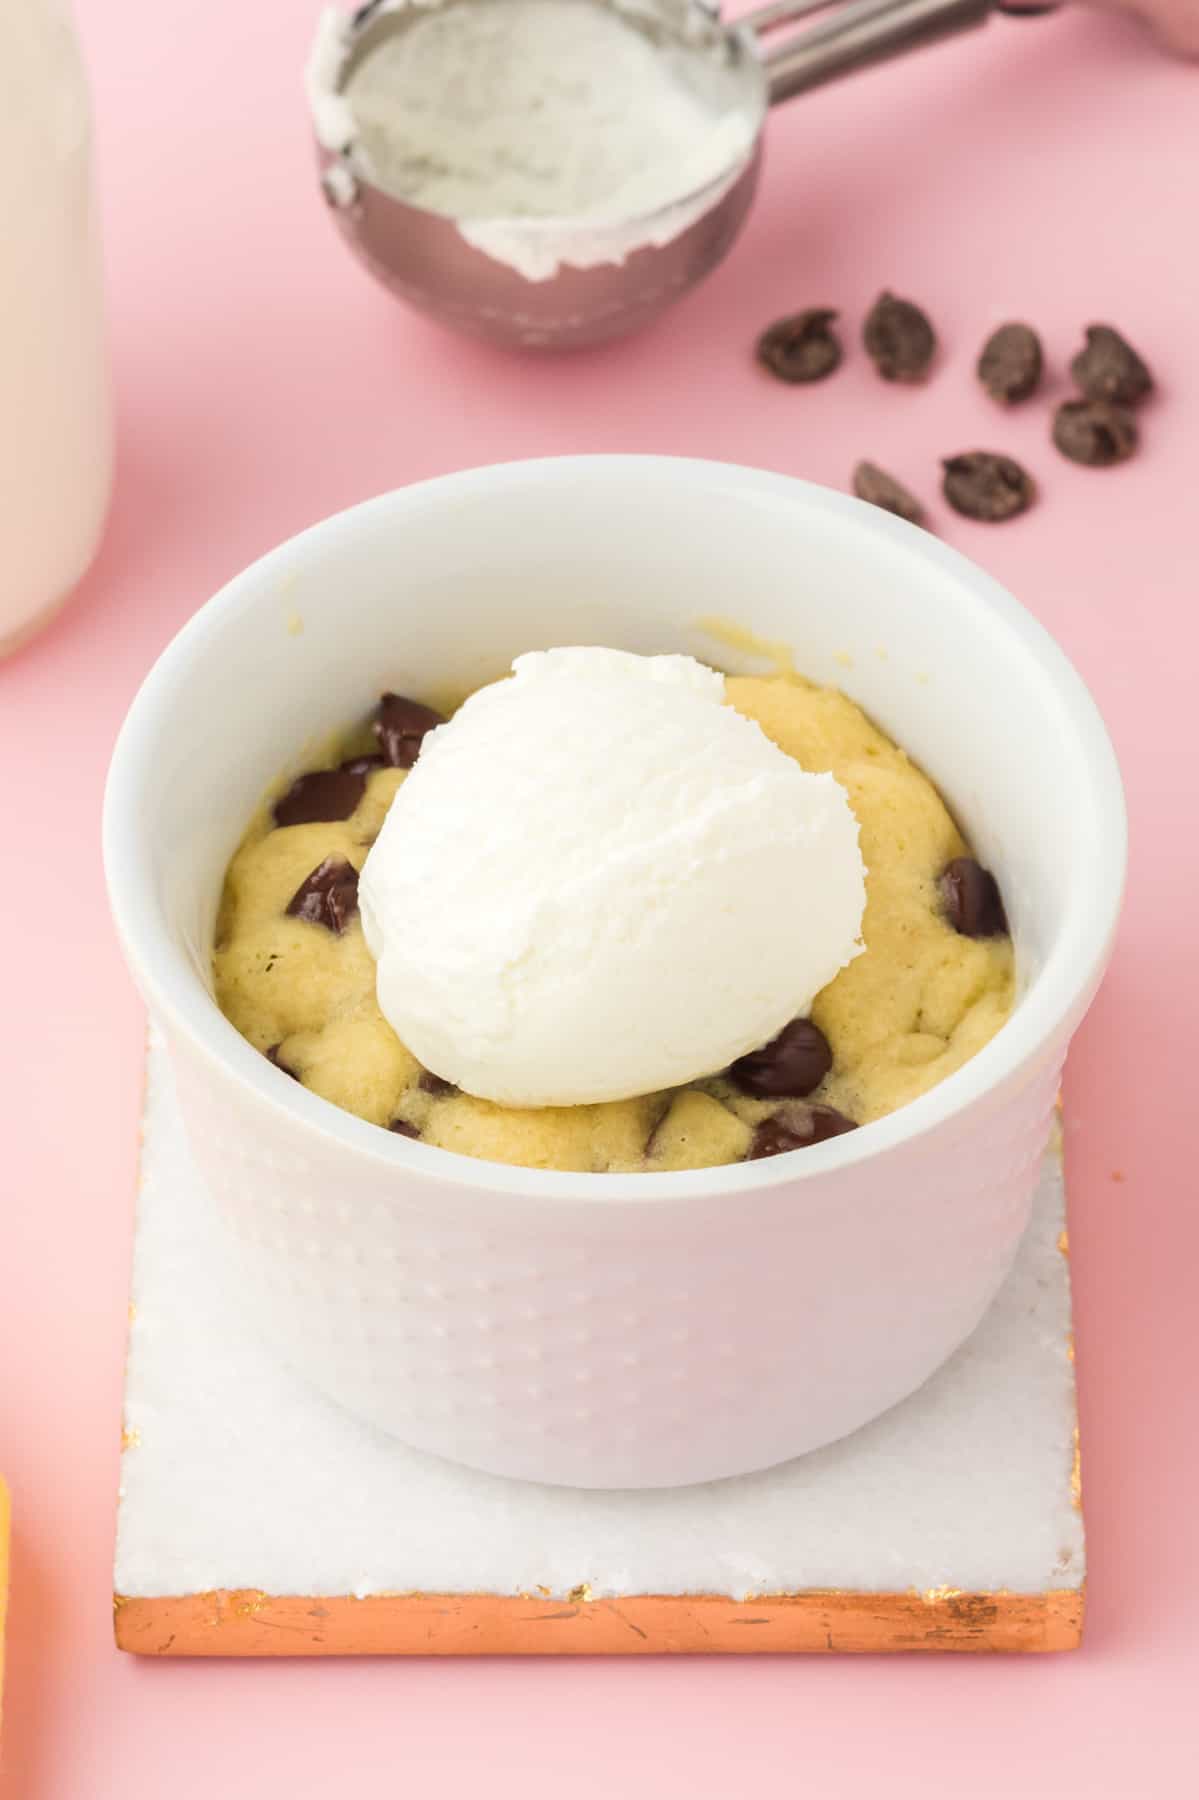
<box><xmin>1052</xmin><ymin>399</ymin><xmax>1137</xmax><ymax>468</ymax></box>
<box><xmin>340</xmin><ymin>753</ymin><xmax>386</xmax><ymax>775</ymax></box>
<box><xmin>374</xmin><ymin>693</ymin><xmax>444</xmax><ymax>768</ymax></box>
<box><xmin>640</xmin><ymin>1096</ymin><xmax>677</xmax><ymax>1161</ymax></box>
<box><xmin>977</xmin><ymin>323</ymin><xmax>1043</xmax><ymax>404</ymax></box>
<box><xmin>266</xmin><ymin>1043</ymin><xmax>300</xmax><ymax>1081</ymax></box>
<box><xmin>285</xmin><ymin>857</ymin><xmax>360</xmax><ymax>935</ymax></box>
<box><xmin>939</xmin><ymin>857</ymin><xmax>1008</xmax><ymax>938</ymax></box>
<box><xmin>756</xmin><ymin>309</ymin><xmax>842</xmax><ymax>384</ymax></box>
<box><xmin>1069</xmin><ymin>325</ymin><xmax>1152</xmax><ymax>406</ymax></box>
<box><xmin>942</xmin><ymin>452</ymin><xmax>1035</xmax><ymax>522</ymax></box>
<box><xmin>852</xmin><ymin>461</ymin><xmax>926</xmax><ymax>528</ymax></box>
<box><xmin>863</xmin><ymin>291</ymin><xmax>936</xmax><ymax>382</ymax></box>
<box><xmin>749</xmin><ymin>1106</ymin><xmax>858</xmax><ymax>1160</ymax></box>
<box><xmin>419</xmin><ymin>1070</ymin><xmax>457</xmax><ymax>1098</ymax></box>
<box><xmin>730</xmin><ymin>1019</ymin><xmax>833</xmax><ymax>1099</ymax></box>
<box><xmin>389</xmin><ymin>1119</ymin><xmax>421</xmax><ymax>1139</ymax></box>
<box><xmin>273</xmin><ymin>767</ymin><xmax>367</xmax><ymax>826</ymax></box>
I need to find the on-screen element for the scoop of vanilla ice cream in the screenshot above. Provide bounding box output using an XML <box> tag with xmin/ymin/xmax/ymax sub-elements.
<box><xmin>359</xmin><ymin>648</ymin><xmax>866</xmax><ymax>1107</ymax></box>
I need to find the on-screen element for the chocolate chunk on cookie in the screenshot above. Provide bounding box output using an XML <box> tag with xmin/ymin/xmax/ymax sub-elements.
<box><xmin>939</xmin><ymin>857</ymin><xmax>1008</xmax><ymax>938</ymax></box>
<box><xmin>274</xmin><ymin>767</ymin><xmax>368</xmax><ymax>826</ymax></box>
<box><xmin>389</xmin><ymin>1119</ymin><xmax>422</xmax><ymax>1139</ymax></box>
<box><xmin>375</xmin><ymin>693</ymin><xmax>444</xmax><ymax>768</ymax></box>
<box><xmin>419</xmin><ymin>1070</ymin><xmax>458</xmax><ymax>1097</ymax></box>
<box><xmin>730</xmin><ymin>1018</ymin><xmax>833</xmax><ymax>1099</ymax></box>
<box><xmin>749</xmin><ymin>1106</ymin><xmax>858</xmax><ymax>1159</ymax></box>
<box><xmin>286</xmin><ymin>857</ymin><xmax>360</xmax><ymax>935</ymax></box>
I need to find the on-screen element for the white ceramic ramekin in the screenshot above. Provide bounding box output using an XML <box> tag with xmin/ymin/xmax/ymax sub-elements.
<box><xmin>104</xmin><ymin>458</ymin><xmax>1125</xmax><ymax>1489</ymax></box>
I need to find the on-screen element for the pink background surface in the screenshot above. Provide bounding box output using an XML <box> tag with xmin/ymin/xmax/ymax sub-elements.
<box><xmin>2</xmin><ymin>2</ymin><xmax>1197</xmax><ymax>1793</ymax></box>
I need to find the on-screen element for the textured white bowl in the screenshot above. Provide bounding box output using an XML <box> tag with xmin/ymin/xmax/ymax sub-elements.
<box><xmin>104</xmin><ymin>458</ymin><xmax>1125</xmax><ymax>1489</ymax></box>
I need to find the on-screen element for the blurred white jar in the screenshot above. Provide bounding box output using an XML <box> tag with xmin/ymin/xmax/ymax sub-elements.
<box><xmin>0</xmin><ymin>0</ymin><xmax>112</xmax><ymax>656</ymax></box>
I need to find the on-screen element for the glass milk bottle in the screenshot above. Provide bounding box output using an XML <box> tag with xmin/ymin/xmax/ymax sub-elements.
<box><xmin>1</xmin><ymin>0</ymin><xmax>112</xmax><ymax>656</ymax></box>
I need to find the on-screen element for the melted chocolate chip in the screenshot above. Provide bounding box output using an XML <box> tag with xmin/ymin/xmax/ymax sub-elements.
<box><xmin>939</xmin><ymin>857</ymin><xmax>1008</xmax><ymax>938</ymax></box>
<box><xmin>266</xmin><ymin>1043</ymin><xmax>300</xmax><ymax>1080</ymax></box>
<box><xmin>340</xmin><ymin>753</ymin><xmax>386</xmax><ymax>776</ymax></box>
<box><xmin>374</xmin><ymin>693</ymin><xmax>444</xmax><ymax>768</ymax></box>
<box><xmin>418</xmin><ymin>1070</ymin><xmax>457</xmax><ymax>1098</ymax></box>
<box><xmin>852</xmin><ymin>461</ymin><xmax>926</xmax><ymax>528</ymax></box>
<box><xmin>285</xmin><ymin>857</ymin><xmax>360</xmax><ymax>935</ymax></box>
<box><xmin>756</xmin><ymin>309</ymin><xmax>842</xmax><ymax>384</ymax></box>
<box><xmin>863</xmin><ymin>291</ymin><xmax>936</xmax><ymax>383</ymax></box>
<box><xmin>942</xmin><ymin>452</ymin><xmax>1035</xmax><ymax>522</ymax></box>
<box><xmin>749</xmin><ymin>1106</ymin><xmax>858</xmax><ymax>1160</ymax></box>
<box><xmin>730</xmin><ymin>1019</ymin><xmax>833</xmax><ymax>1099</ymax></box>
<box><xmin>640</xmin><ymin>1096</ymin><xmax>677</xmax><ymax>1161</ymax></box>
<box><xmin>1052</xmin><ymin>399</ymin><xmax>1138</xmax><ymax>467</ymax></box>
<box><xmin>389</xmin><ymin>1119</ymin><xmax>421</xmax><ymax>1139</ymax></box>
<box><xmin>273</xmin><ymin>767</ymin><xmax>367</xmax><ymax>827</ymax></box>
<box><xmin>1069</xmin><ymin>325</ymin><xmax>1153</xmax><ymax>407</ymax></box>
<box><xmin>977</xmin><ymin>322</ymin><xmax>1043</xmax><ymax>404</ymax></box>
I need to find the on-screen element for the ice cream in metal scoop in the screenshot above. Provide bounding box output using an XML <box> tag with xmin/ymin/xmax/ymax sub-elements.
<box><xmin>307</xmin><ymin>0</ymin><xmax>1050</xmax><ymax>349</ymax></box>
<box><xmin>359</xmin><ymin>649</ymin><xmax>867</xmax><ymax>1108</ymax></box>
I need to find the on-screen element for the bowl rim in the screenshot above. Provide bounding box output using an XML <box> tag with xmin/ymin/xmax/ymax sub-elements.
<box><xmin>103</xmin><ymin>455</ymin><xmax>1128</xmax><ymax>1206</ymax></box>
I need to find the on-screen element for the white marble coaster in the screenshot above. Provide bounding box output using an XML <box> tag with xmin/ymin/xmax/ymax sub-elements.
<box><xmin>114</xmin><ymin>1036</ymin><xmax>1083</xmax><ymax>1655</ymax></box>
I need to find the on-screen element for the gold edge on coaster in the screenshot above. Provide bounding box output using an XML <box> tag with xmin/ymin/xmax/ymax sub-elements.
<box><xmin>114</xmin><ymin>1584</ymin><xmax>1085</xmax><ymax>1657</ymax></box>
<box><xmin>119</xmin><ymin>1047</ymin><xmax>1085</xmax><ymax>1663</ymax></box>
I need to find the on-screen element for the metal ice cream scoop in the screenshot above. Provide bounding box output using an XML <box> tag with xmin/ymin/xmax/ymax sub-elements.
<box><xmin>313</xmin><ymin>0</ymin><xmax>1046</xmax><ymax>350</ymax></box>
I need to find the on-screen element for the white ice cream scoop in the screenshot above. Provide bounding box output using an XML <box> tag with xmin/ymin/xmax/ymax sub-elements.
<box><xmin>359</xmin><ymin>647</ymin><xmax>866</xmax><ymax>1107</ymax></box>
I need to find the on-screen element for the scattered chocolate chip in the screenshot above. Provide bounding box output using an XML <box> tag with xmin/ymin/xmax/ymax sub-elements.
<box><xmin>1051</xmin><ymin>398</ymin><xmax>1138</xmax><ymax>468</ymax></box>
<box><xmin>1069</xmin><ymin>325</ymin><xmax>1152</xmax><ymax>406</ymax></box>
<box><xmin>419</xmin><ymin>1070</ymin><xmax>457</xmax><ymax>1098</ymax></box>
<box><xmin>942</xmin><ymin>451</ymin><xmax>1035</xmax><ymax>522</ymax></box>
<box><xmin>939</xmin><ymin>857</ymin><xmax>1008</xmax><ymax>938</ymax></box>
<box><xmin>730</xmin><ymin>1019</ymin><xmax>833</xmax><ymax>1099</ymax></box>
<box><xmin>340</xmin><ymin>753</ymin><xmax>386</xmax><ymax>776</ymax></box>
<box><xmin>266</xmin><ymin>1043</ymin><xmax>300</xmax><ymax>1081</ymax></box>
<box><xmin>285</xmin><ymin>857</ymin><xmax>360</xmax><ymax>935</ymax></box>
<box><xmin>756</xmin><ymin>308</ymin><xmax>842</xmax><ymax>384</ymax></box>
<box><xmin>374</xmin><ymin>693</ymin><xmax>444</xmax><ymax>768</ymax></box>
<box><xmin>852</xmin><ymin>461</ymin><xmax>926</xmax><ymax>528</ymax></box>
<box><xmin>977</xmin><ymin>322</ymin><xmax>1043</xmax><ymax>404</ymax></box>
<box><xmin>389</xmin><ymin>1119</ymin><xmax>421</xmax><ymax>1138</ymax></box>
<box><xmin>863</xmin><ymin>291</ymin><xmax>936</xmax><ymax>383</ymax></box>
<box><xmin>749</xmin><ymin>1106</ymin><xmax>858</xmax><ymax>1160</ymax></box>
<box><xmin>273</xmin><ymin>766</ymin><xmax>367</xmax><ymax>827</ymax></box>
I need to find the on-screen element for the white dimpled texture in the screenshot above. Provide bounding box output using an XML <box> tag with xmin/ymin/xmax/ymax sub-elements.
<box><xmin>170</xmin><ymin>1028</ymin><xmax>1061</xmax><ymax>1490</ymax></box>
